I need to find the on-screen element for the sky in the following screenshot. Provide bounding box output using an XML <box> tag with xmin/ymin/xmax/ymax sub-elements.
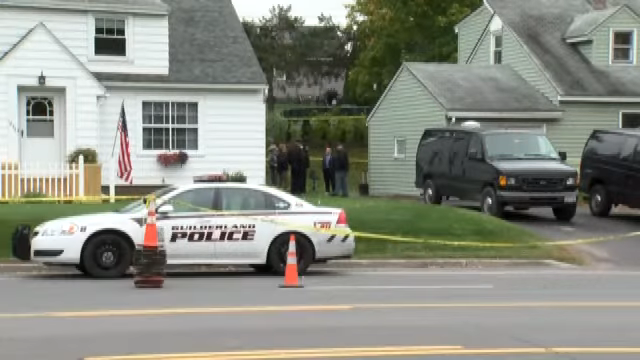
<box><xmin>231</xmin><ymin>0</ymin><xmax>354</xmax><ymax>25</ymax></box>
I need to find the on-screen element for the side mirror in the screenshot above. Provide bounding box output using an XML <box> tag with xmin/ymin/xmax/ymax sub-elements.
<box><xmin>559</xmin><ymin>151</ymin><xmax>567</xmax><ymax>161</ymax></box>
<box><xmin>156</xmin><ymin>204</ymin><xmax>174</xmax><ymax>214</ymax></box>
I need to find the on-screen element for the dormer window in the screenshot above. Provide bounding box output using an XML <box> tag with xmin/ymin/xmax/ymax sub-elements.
<box><xmin>610</xmin><ymin>29</ymin><xmax>635</xmax><ymax>64</ymax></box>
<box><xmin>94</xmin><ymin>17</ymin><xmax>127</xmax><ymax>57</ymax></box>
<box><xmin>492</xmin><ymin>33</ymin><xmax>503</xmax><ymax>64</ymax></box>
<box><xmin>489</xmin><ymin>16</ymin><xmax>503</xmax><ymax>65</ymax></box>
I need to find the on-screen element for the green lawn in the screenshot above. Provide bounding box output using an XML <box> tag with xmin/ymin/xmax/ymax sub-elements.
<box><xmin>0</xmin><ymin>196</ymin><xmax>580</xmax><ymax>264</ymax></box>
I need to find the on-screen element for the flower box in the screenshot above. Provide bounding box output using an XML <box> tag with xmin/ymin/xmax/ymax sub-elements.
<box><xmin>157</xmin><ymin>151</ymin><xmax>188</xmax><ymax>167</ymax></box>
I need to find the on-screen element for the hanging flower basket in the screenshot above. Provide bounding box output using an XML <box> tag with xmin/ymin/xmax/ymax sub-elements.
<box><xmin>157</xmin><ymin>151</ymin><xmax>189</xmax><ymax>167</ymax></box>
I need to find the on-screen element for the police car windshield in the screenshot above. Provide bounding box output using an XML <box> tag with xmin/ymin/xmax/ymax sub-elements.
<box><xmin>484</xmin><ymin>133</ymin><xmax>559</xmax><ymax>160</ymax></box>
<box><xmin>117</xmin><ymin>186</ymin><xmax>177</xmax><ymax>213</ymax></box>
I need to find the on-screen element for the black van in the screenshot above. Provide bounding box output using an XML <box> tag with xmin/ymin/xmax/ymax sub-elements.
<box><xmin>415</xmin><ymin>125</ymin><xmax>579</xmax><ymax>221</ymax></box>
<box><xmin>579</xmin><ymin>129</ymin><xmax>640</xmax><ymax>217</ymax></box>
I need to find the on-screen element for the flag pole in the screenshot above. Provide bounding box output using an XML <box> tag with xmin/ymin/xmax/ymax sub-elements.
<box><xmin>109</xmin><ymin>100</ymin><xmax>124</xmax><ymax>203</ymax></box>
<box><xmin>111</xmin><ymin>100</ymin><xmax>124</xmax><ymax>157</ymax></box>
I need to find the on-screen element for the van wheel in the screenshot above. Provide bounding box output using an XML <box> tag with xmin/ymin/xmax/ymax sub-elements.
<box><xmin>422</xmin><ymin>180</ymin><xmax>442</xmax><ymax>205</ymax></box>
<box><xmin>589</xmin><ymin>184</ymin><xmax>612</xmax><ymax>217</ymax></box>
<box><xmin>553</xmin><ymin>204</ymin><xmax>577</xmax><ymax>222</ymax></box>
<box><xmin>480</xmin><ymin>187</ymin><xmax>504</xmax><ymax>218</ymax></box>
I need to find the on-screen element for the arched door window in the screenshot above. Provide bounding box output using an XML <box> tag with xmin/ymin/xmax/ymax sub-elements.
<box><xmin>26</xmin><ymin>96</ymin><xmax>54</xmax><ymax>138</ymax></box>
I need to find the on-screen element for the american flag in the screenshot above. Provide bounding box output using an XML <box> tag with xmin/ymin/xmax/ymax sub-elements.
<box><xmin>116</xmin><ymin>102</ymin><xmax>133</xmax><ymax>184</ymax></box>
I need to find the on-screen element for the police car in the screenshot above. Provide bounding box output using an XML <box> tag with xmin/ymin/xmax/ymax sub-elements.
<box><xmin>12</xmin><ymin>182</ymin><xmax>355</xmax><ymax>278</ymax></box>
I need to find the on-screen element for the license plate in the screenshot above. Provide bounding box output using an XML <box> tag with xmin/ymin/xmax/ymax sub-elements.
<box><xmin>564</xmin><ymin>195</ymin><xmax>577</xmax><ymax>203</ymax></box>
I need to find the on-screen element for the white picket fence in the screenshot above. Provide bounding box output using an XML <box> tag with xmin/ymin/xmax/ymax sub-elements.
<box><xmin>0</xmin><ymin>155</ymin><xmax>85</xmax><ymax>199</ymax></box>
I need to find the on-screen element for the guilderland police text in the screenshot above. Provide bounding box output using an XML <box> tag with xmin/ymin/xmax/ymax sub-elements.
<box><xmin>169</xmin><ymin>223</ymin><xmax>257</xmax><ymax>242</ymax></box>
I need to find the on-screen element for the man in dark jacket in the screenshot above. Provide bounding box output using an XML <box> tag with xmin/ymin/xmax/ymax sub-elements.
<box><xmin>332</xmin><ymin>143</ymin><xmax>349</xmax><ymax>197</ymax></box>
<box><xmin>301</xmin><ymin>144</ymin><xmax>310</xmax><ymax>194</ymax></box>
<box><xmin>321</xmin><ymin>145</ymin><xmax>335</xmax><ymax>194</ymax></box>
<box><xmin>287</xmin><ymin>140</ymin><xmax>304</xmax><ymax>194</ymax></box>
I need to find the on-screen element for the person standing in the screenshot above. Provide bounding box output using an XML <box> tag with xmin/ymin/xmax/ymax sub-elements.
<box><xmin>267</xmin><ymin>141</ymin><xmax>278</xmax><ymax>186</ymax></box>
<box><xmin>332</xmin><ymin>143</ymin><xmax>350</xmax><ymax>197</ymax></box>
<box><xmin>276</xmin><ymin>143</ymin><xmax>288</xmax><ymax>189</ymax></box>
<box><xmin>301</xmin><ymin>144</ymin><xmax>310</xmax><ymax>194</ymax></box>
<box><xmin>322</xmin><ymin>145</ymin><xmax>335</xmax><ymax>194</ymax></box>
<box><xmin>287</xmin><ymin>140</ymin><xmax>303</xmax><ymax>194</ymax></box>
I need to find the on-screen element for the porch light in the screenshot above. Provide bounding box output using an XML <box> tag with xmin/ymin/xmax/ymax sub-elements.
<box><xmin>38</xmin><ymin>71</ymin><xmax>46</xmax><ymax>86</ymax></box>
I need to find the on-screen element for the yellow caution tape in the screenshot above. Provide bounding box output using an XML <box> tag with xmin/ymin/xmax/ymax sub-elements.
<box><xmin>166</xmin><ymin>200</ymin><xmax>640</xmax><ymax>248</ymax></box>
<box><xmin>3</xmin><ymin>195</ymin><xmax>639</xmax><ymax>248</ymax></box>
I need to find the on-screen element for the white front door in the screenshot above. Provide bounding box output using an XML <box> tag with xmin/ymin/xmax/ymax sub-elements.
<box><xmin>20</xmin><ymin>92</ymin><xmax>64</xmax><ymax>164</ymax></box>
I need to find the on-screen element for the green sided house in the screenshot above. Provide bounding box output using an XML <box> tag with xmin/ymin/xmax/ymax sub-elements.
<box><xmin>367</xmin><ymin>0</ymin><xmax>640</xmax><ymax>196</ymax></box>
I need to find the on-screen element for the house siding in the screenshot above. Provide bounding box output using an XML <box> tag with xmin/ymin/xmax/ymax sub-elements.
<box><xmin>0</xmin><ymin>7</ymin><xmax>169</xmax><ymax>75</ymax></box>
<box><xmin>591</xmin><ymin>8</ymin><xmax>640</xmax><ymax>66</ymax></box>
<box><xmin>457</xmin><ymin>5</ymin><xmax>492</xmax><ymax>64</ymax></box>
<box><xmin>368</xmin><ymin>67</ymin><xmax>446</xmax><ymax>196</ymax></box>
<box><xmin>576</xmin><ymin>41</ymin><xmax>594</xmax><ymax>59</ymax></box>
<box><xmin>467</xmin><ymin>23</ymin><xmax>559</xmax><ymax>103</ymax></box>
<box><xmin>99</xmin><ymin>88</ymin><xmax>266</xmax><ymax>186</ymax></box>
<box><xmin>0</xmin><ymin>25</ymin><xmax>104</xmax><ymax>161</ymax></box>
<box><xmin>0</xmin><ymin>75</ymin><xmax>7</xmax><ymax>160</ymax></box>
<box><xmin>547</xmin><ymin>102</ymin><xmax>640</xmax><ymax>165</ymax></box>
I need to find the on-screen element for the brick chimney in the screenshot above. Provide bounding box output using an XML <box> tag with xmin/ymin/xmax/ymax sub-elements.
<box><xmin>592</xmin><ymin>0</ymin><xmax>607</xmax><ymax>10</ymax></box>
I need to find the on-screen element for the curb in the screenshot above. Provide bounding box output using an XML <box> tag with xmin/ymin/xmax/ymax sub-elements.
<box><xmin>0</xmin><ymin>259</ymin><xmax>578</xmax><ymax>274</ymax></box>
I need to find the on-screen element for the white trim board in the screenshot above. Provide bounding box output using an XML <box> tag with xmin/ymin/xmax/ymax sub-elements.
<box><xmin>102</xmin><ymin>82</ymin><xmax>268</xmax><ymax>91</ymax></box>
<box><xmin>446</xmin><ymin>111</ymin><xmax>562</xmax><ymax>119</ymax></box>
<box><xmin>558</xmin><ymin>96</ymin><xmax>640</xmax><ymax>103</ymax></box>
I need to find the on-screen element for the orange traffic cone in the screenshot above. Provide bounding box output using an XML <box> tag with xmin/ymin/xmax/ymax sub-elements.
<box><xmin>134</xmin><ymin>196</ymin><xmax>165</xmax><ymax>289</ymax></box>
<box><xmin>279</xmin><ymin>234</ymin><xmax>304</xmax><ymax>288</ymax></box>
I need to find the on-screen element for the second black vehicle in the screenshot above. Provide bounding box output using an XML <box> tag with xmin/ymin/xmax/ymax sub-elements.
<box><xmin>415</xmin><ymin>125</ymin><xmax>579</xmax><ymax>221</ymax></box>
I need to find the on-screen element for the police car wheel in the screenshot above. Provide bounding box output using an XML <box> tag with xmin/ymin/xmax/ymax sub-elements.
<box><xmin>267</xmin><ymin>233</ymin><xmax>313</xmax><ymax>276</ymax></box>
<box><xmin>81</xmin><ymin>233</ymin><xmax>133</xmax><ymax>279</ymax></box>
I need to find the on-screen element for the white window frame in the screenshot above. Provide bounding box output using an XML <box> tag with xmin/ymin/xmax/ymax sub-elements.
<box><xmin>489</xmin><ymin>16</ymin><xmax>503</xmax><ymax>65</ymax></box>
<box><xmin>619</xmin><ymin>110</ymin><xmax>640</xmax><ymax>128</ymax></box>
<box><xmin>609</xmin><ymin>28</ymin><xmax>636</xmax><ymax>65</ymax></box>
<box><xmin>137</xmin><ymin>97</ymin><xmax>204</xmax><ymax>156</ymax></box>
<box><xmin>490</xmin><ymin>32</ymin><xmax>503</xmax><ymax>65</ymax></box>
<box><xmin>88</xmin><ymin>13</ymin><xmax>134</xmax><ymax>62</ymax></box>
<box><xmin>273</xmin><ymin>67</ymin><xmax>286</xmax><ymax>81</ymax></box>
<box><xmin>394</xmin><ymin>137</ymin><xmax>407</xmax><ymax>159</ymax></box>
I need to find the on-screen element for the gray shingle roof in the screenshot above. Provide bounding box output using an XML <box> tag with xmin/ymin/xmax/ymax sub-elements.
<box><xmin>564</xmin><ymin>5</ymin><xmax>621</xmax><ymax>39</ymax></box>
<box><xmin>405</xmin><ymin>62</ymin><xmax>561</xmax><ymax>113</ymax></box>
<box><xmin>95</xmin><ymin>0</ymin><xmax>266</xmax><ymax>85</ymax></box>
<box><xmin>0</xmin><ymin>0</ymin><xmax>169</xmax><ymax>14</ymax></box>
<box><xmin>486</xmin><ymin>0</ymin><xmax>640</xmax><ymax>97</ymax></box>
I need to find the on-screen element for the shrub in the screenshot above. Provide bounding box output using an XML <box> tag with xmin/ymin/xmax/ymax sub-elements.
<box><xmin>68</xmin><ymin>148</ymin><xmax>98</xmax><ymax>164</ymax></box>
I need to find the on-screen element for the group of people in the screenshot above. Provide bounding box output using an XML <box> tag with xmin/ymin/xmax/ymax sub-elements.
<box><xmin>267</xmin><ymin>140</ymin><xmax>350</xmax><ymax>197</ymax></box>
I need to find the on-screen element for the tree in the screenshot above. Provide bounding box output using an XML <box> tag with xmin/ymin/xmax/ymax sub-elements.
<box><xmin>242</xmin><ymin>5</ymin><xmax>306</xmax><ymax>110</ymax></box>
<box><xmin>299</xmin><ymin>14</ymin><xmax>353</xmax><ymax>104</ymax></box>
<box><xmin>345</xmin><ymin>0</ymin><xmax>482</xmax><ymax>105</ymax></box>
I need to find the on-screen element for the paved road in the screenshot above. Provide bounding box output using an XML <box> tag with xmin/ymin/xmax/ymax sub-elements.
<box><xmin>2</xmin><ymin>268</ymin><xmax>640</xmax><ymax>359</ymax></box>
<box><xmin>444</xmin><ymin>200</ymin><xmax>640</xmax><ymax>268</ymax></box>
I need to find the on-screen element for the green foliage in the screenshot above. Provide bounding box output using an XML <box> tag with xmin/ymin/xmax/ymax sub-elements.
<box><xmin>344</xmin><ymin>0</ymin><xmax>483</xmax><ymax>105</ymax></box>
<box><xmin>270</xmin><ymin>116</ymin><xmax>367</xmax><ymax>148</ymax></box>
<box><xmin>67</xmin><ymin>148</ymin><xmax>98</xmax><ymax>164</ymax></box>
<box><xmin>223</xmin><ymin>171</ymin><xmax>247</xmax><ymax>183</ymax></box>
<box><xmin>21</xmin><ymin>192</ymin><xmax>48</xmax><ymax>199</ymax></box>
<box><xmin>242</xmin><ymin>6</ymin><xmax>353</xmax><ymax>109</ymax></box>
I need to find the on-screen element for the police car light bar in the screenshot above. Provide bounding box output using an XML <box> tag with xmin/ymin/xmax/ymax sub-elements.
<box><xmin>193</xmin><ymin>174</ymin><xmax>229</xmax><ymax>183</ymax></box>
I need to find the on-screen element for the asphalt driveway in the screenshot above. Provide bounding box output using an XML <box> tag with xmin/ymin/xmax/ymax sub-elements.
<box><xmin>444</xmin><ymin>200</ymin><xmax>640</xmax><ymax>268</ymax></box>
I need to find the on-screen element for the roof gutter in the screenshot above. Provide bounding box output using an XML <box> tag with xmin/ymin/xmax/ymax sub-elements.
<box><xmin>447</xmin><ymin>111</ymin><xmax>563</xmax><ymax>119</ymax></box>
<box><xmin>558</xmin><ymin>96</ymin><xmax>640</xmax><ymax>103</ymax></box>
<box><xmin>102</xmin><ymin>82</ymin><xmax>269</xmax><ymax>91</ymax></box>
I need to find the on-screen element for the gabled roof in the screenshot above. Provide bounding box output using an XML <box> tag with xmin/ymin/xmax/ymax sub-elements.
<box><xmin>0</xmin><ymin>0</ymin><xmax>169</xmax><ymax>15</ymax></box>
<box><xmin>93</xmin><ymin>0</ymin><xmax>266</xmax><ymax>86</ymax></box>
<box><xmin>564</xmin><ymin>5</ymin><xmax>622</xmax><ymax>39</ymax></box>
<box><xmin>404</xmin><ymin>62</ymin><xmax>561</xmax><ymax>115</ymax></box>
<box><xmin>486</xmin><ymin>0</ymin><xmax>640</xmax><ymax>97</ymax></box>
<box><xmin>0</xmin><ymin>22</ymin><xmax>105</xmax><ymax>93</ymax></box>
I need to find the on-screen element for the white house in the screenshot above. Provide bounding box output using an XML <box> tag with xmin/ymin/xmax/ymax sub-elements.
<box><xmin>0</xmin><ymin>0</ymin><xmax>268</xmax><ymax>196</ymax></box>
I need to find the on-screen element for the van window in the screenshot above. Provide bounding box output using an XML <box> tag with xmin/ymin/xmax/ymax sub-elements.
<box><xmin>483</xmin><ymin>133</ymin><xmax>558</xmax><ymax>160</ymax></box>
<box><xmin>584</xmin><ymin>132</ymin><xmax>624</xmax><ymax>159</ymax></box>
<box><xmin>619</xmin><ymin>137</ymin><xmax>639</xmax><ymax>162</ymax></box>
<box><xmin>468</xmin><ymin>134</ymin><xmax>483</xmax><ymax>157</ymax></box>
